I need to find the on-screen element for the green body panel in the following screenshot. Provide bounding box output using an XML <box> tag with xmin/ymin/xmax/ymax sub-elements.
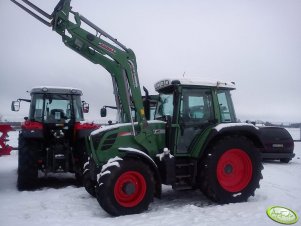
<box><xmin>188</xmin><ymin>126</ymin><xmax>214</xmax><ymax>158</ymax></box>
<box><xmin>89</xmin><ymin>121</ymin><xmax>166</xmax><ymax>166</ymax></box>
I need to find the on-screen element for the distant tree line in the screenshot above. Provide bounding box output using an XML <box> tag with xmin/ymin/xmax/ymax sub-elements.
<box><xmin>264</xmin><ymin>122</ymin><xmax>301</xmax><ymax>128</ymax></box>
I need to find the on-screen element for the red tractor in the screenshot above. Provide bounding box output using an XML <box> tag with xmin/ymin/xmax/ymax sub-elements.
<box><xmin>11</xmin><ymin>86</ymin><xmax>99</xmax><ymax>190</ymax></box>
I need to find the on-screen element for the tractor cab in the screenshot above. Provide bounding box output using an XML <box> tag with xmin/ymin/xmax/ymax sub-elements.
<box><xmin>30</xmin><ymin>87</ymin><xmax>86</xmax><ymax>127</ymax></box>
<box><xmin>12</xmin><ymin>87</ymin><xmax>87</xmax><ymax>124</ymax></box>
<box><xmin>154</xmin><ymin>78</ymin><xmax>237</xmax><ymax>154</ymax></box>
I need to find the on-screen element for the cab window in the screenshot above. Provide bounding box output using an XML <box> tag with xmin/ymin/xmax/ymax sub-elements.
<box><xmin>180</xmin><ymin>89</ymin><xmax>213</xmax><ymax>123</ymax></box>
<box><xmin>217</xmin><ymin>90</ymin><xmax>236</xmax><ymax>122</ymax></box>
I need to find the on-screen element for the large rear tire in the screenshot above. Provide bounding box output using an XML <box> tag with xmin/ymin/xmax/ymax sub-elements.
<box><xmin>74</xmin><ymin>140</ymin><xmax>88</xmax><ymax>186</ymax></box>
<box><xmin>17</xmin><ymin>134</ymin><xmax>38</xmax><ymax>191</ymax></box>
<box><xmin>96</xmin><ymin>159</ymin><xmax>155</xmax><ymax>216</ymax></box>
<box><xmin>199</xmin><ymin>135</ymin><xmax>263</xmax><ymax>203</ymax></box>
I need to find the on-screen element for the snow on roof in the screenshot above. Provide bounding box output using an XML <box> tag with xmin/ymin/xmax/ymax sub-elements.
<box><xmin>154</xmin><ymin>78</ymin><xmax>236</xmax><ymax>91</ymax></box>
<box><xmin>30</xmin><ymin>86</ymin><xmax>83</xmax><ymax>95</ymax></box>
<box><xmin>213</xmin><ymin>123</ymin><xmax>259</xmax><ymax>132</ymax></box>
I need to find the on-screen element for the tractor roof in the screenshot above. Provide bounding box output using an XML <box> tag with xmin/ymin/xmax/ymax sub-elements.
<box><xmin>30</xmin><ymin>86</ymin><xmax>83</xmax><ymax>95</ymax></box>
<box><xmin>154</xmin><ymin>78</ymin><xmax>236</xmax><ymax>92</ymax></box>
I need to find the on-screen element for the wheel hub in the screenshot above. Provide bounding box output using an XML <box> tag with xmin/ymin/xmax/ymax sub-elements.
<box><xmin>122</xmin><ymin>182</ymin><xmax>136</xmax><ymax>195</ymax></box>
<box><xmin>224</xmin><ymin>164</ymin><xmax>233</xmax><ymax>174</ymax></box>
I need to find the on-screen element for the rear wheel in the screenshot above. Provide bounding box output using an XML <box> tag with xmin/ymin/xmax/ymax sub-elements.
<box><xmin>73</xmin><ymin>140</ymin><xmax>88</xmax><ymax>186</ymax></box>
<box><xmin>17</xmin><ymin>134</ymin><xmax>38</xmax><ymax>191</ymax></box>
<box><xmin>96</xmin><ymin>159</ymin><xmax>154</xmax><ymax>216</ymax></box>
<box><xmin>199</xmin><ymin>136</ymin><xmax>263</xmax><ymax>203</ymax></box>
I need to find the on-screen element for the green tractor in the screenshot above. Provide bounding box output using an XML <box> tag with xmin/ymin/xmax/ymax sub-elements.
<box><xmin>88</xmin><ymin>79</ymin><xmax>264</xmax><ymax>215</ymax></box>
<box><xmin>12</xmin><ymin>0</ymin><xmax>264</xmax><ymax>216</ymax></box>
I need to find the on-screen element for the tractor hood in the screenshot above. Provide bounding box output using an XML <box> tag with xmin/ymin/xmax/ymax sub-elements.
<box><xmin>89</xmin><ymin>120</ymin><xmax>166</xmax><ymax>165</ymax></box>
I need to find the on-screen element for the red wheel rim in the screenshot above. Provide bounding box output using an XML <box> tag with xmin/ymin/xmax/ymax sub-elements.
<box><xmin>114</xmin><ymin>171</ymin><xmax>147</xmax><ymax>208</ymax></box>
<box><xmin>217</xmin><ymin>149</ymin><xmax>253</xmax><ymax>193</ymax></box>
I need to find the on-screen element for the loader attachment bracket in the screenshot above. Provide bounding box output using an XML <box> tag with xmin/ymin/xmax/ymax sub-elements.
<box><xmin>10</xmin><ymin>0</ymin><xmax>71</xmax><ymax>27</ymax></box>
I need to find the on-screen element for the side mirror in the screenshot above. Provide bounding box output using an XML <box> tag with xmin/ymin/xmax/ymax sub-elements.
<box><xmin>100</xmin><ymin>107</ymin><xmax>107</xmax><ymax>117</ymax></box>
<box><xmin>82</xmin><ymin>101</ymin><xmax>89</xmax><ymax>113</ymax></box>
<box><xmin>11</xmin><ymin>101</ymin><xmax>20</xmax><ymax>112</ymax></box>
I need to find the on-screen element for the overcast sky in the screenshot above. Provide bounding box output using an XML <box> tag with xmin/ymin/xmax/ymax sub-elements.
<box><xmin>0</xmin><ymin>0</ymin><xmax>300</xmax><ymax>123</ymax></box>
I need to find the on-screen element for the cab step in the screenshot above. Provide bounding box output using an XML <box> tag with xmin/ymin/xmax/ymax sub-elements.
<box><xmin>173</xmin><ymin>158</ymin><xmax>198</xmax><ymax>190</ymax></box>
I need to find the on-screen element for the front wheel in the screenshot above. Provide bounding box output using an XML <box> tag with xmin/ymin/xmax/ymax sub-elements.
<box><xmin>96</xmin><ymin>159</ymin><xmax>155</xmax><ymax>216</ymax></box>
<box><xmin>199</xmin><ymin>136</ymin><xmax>263</xmax><ymax>203</ymax></box>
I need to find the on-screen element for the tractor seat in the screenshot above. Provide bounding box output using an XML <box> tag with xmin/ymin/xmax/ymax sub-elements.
<box><xmin>49</xmin><ymin>109</ymin><xmax>65</xmax><ymax>121</ymax></box>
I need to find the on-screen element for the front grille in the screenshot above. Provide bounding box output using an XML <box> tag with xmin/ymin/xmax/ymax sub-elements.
<box><xmin>91</xmin><ymin>133</ymin><xmax>104</xmax><ymax>150</ymax></box>
<box><xmin>101</xmin><ymin>133</ymin><xmax>118</xmax><ymax>150</ymax></box>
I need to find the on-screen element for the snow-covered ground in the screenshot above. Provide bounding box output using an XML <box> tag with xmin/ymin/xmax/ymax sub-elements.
<box><xmin>0</xmin><ymin>131</ymin><xmax>300</xmax><ymax>226</ymax></box>
<box><xmin>288</xmin><ymin>128</ymin><xmax>301</xmax><ymax>141</ymax></box>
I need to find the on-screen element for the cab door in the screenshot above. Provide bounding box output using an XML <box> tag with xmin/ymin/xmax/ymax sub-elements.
<box><xmin>175</xmin><ymin>88</ymin><xmax>214</xmax><ymax>155</ymax></box>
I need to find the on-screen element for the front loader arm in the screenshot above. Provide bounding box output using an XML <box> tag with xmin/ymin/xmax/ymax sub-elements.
<box><xmin>11</xmin><ymin>0</ymin><xmax>148</xmax><ymax>134</ymax></box>
<box><xmin>52</xmin><ymin>1</ymin><xmax>147</xmax><ymax>128</ymax></box>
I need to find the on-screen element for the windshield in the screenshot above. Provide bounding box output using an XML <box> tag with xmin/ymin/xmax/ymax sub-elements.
<box><xmin>29</xmin><ymin>94</ymin><xmax>84</xmax><ymax>123</ymax></box>
<box><xmin>155</xmin><ymin>94</ymin><xmax>174</xmax><ymax>119</ymax></box>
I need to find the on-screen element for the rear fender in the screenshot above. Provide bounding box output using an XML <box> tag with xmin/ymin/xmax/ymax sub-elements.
<box><xmin>74</xmin><ymin>122</ymin><xmax>100</xmax><ymax>138</ymax></box>
<box><xmin>21</xmin><ymin>121</ymin><xmax>43</xmax><ymax>138</ymax></box>
<box><xmin>197</xmin><ymin>123</ymin><xmax>264</xmax><ymax>158</ymax></box>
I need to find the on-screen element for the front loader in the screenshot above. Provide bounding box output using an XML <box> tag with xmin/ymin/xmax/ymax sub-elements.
<box><xmin>12</xmin><ymin>0</ymin><xmax>264</xmax><ymax>216</ymax></box>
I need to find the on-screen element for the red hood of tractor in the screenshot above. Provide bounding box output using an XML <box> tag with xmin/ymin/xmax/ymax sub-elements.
<box><xmin>21</xmin><ymin>120</ymin><xmax>43</xmax><ymax>130</ymax></box>
<box><xmin>74</xmin><ymin>122</ymin><xmax>100</xmax><ymax>130</ymax></box>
